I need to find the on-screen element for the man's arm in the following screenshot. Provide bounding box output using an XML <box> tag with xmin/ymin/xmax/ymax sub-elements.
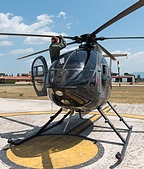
<box><xmin>58</xmin><ymin>35</ymin><xmax>67</xmax><ymax>49</ymax></box>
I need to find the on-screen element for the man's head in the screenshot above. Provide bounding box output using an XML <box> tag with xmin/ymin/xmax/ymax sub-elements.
<box><xmin>51</xmin><ymin>36</ymin><xmax>59</xmax><ymax>43</ymax></box>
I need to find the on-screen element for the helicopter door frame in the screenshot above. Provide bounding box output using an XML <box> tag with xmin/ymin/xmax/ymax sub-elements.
<box><xmin>31</xmin><ymin>56</ymin><xmax>48</xmax><ymax>96</ymax></box>
<box><xmin>97</xmin><ymin>54</ymin><xmax>102</xmax><ymax>93</ymax></box>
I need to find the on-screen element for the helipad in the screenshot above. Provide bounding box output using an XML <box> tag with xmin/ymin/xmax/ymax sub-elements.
<box><xmin>0</xmin><ymin>98</ymin><xmax>144</xmax><ymax>169</ymax></box>
<box><xmin>4</xmin><ymin>135</ymin><xmax>104</xmax><ymax>169</ymax></box>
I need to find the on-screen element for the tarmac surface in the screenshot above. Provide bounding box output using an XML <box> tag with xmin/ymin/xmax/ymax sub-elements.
<box><xmin>0</xmin><ymin>98</ymin><xmax>144</xmax><ymax>169</ymax></box>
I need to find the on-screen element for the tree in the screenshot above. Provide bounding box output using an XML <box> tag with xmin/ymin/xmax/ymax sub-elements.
<box><xmin>124</xmin><ymin>72</ymin><xmax>130</xmax><ymax>76</ymax></box>
<box><xmin>0</xmin><ymin>73</ymin><xmax>5</xmax><ymax>76</ymax></box>
<box><xmin>136</xmin><ymin>75</ymin><xmax>141</xmax><ymax>82</ymax></box>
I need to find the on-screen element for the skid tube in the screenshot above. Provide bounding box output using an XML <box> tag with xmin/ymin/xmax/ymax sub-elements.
<box><xmin>8</xmin><ymin>108</ymin><xmax>71</xmax><ymax>145</ymax></box>
<box><xmin>97</xmin><ymin>101</ymin><xmax>133</xmax><ymax>169</ymax></box>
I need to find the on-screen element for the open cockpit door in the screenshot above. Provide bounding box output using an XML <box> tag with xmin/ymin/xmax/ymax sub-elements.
<box><xmin>31</xmin><ymin>56</ymin><xmax>48</xmax><ymax>96</ymax></box>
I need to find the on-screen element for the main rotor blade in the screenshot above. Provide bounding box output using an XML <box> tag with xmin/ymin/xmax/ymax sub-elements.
<box><xmin>91</xmin><ymin>0</ymin><xmax>144</xmax><ymax>35</ymax></box>
<box><xmin>17</xmin><ymin>41</ymin><xmax>77</xmax><ymax>60</ymax></box>
<box><xmin>17</xmin><ymin>49</ymin><xmax>49</xmax><ymax>60</ymax></box>
<box><xmin>0</xmin><ymin>32</ymin><xmax>74</xmax><ymax>39</ymax></box>
<box><xmin>97</xmin><ymin>36</ymin><xmax>144</xmax><ymax>41</ymax></box>
<box><xmin>97</xmin><ymin>42</ymin><xmax>116</xmax><ymax>61</ymax></box>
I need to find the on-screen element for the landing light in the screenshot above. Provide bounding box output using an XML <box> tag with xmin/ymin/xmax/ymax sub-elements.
<box><xmin>61</xmin><ymin>99</ymin><xmax>70</xmax><ymax>105</ymax></box>
<box><xmin>55</xmin><ymin>91</ymin><xmax>63</xmax><ymax>96</ymax></box>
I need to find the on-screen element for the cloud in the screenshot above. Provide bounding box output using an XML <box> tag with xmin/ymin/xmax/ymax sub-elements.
<box><xmin>0</xmin><ymin>13</ymin><xmax>53</xmax><ymax>33</ymax></box>
<box><xmin>24</xmin><ymin>37</ymin><xmax>50</xmax><ymax>45</ymax></box>
<box><xmin>24</xmin><ymin>30</ymin><xmax>59</xmax><ymax>45</ymax></box>
<box><xmin>0</xmin><ymin>13</ymin><xmax>55</xmax><ymax>45</ymax></box>
<box><xmin>0</xmin><ymin>12</ymin><xmax>72</xmax><ymax>46</ymax></box>
<box><xmin>9</xmin><ymin>48</ymin><xmax>34</xmax><ymax>55</ymax></box>
<box><xmin>0</xmin><ymin>53</ymin><xmax>4</xmax><ymax>57</ymax></box>
<box><xmin>66</xmin><ymin>23</ymin><xmax>72</xmax><ymax>29</ymax></box>
<box><xmin>0</xmin><ymin>13</ymin><xmax>26</xmax><ymax>32</ymax></box>
<box><xmin>0</xmin><ymin>12</ymin><xmax>70</xmax><ymax>46</ymax></box>
<box><xmin>0</xmin><ymin>35</ymin><xmax>9</xmax><ymax>39</ymax></box>
<box><xmin>57</xmin><ymin>11</ymin><xmax>66</xmax><ymax>19</ymax></box>
<box><xmin>0</xmin><ymin>40</ymin><xmax>15</xmax><ymax>46</ymax></box>
<box><xmin>110</xmin><ymin>49</ymin><xmax>144</xmax><ymax>74</ymax></box>
<box><xmin>29</xmin><ymin>14</ymin><xmax>53</xmax><ymax>32</ymax></box>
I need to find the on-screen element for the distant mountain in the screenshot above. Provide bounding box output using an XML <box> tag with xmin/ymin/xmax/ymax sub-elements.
<box><xmin>132</xmin><ymin>72</ymin><xmax>144</xmax><ymax>78</ymax></box>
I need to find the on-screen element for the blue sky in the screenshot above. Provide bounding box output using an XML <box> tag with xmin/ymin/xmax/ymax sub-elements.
<box><xmin>0</xmin><ymin>0</ymin><xmax>144</xmax><ymax>75</ymax></box>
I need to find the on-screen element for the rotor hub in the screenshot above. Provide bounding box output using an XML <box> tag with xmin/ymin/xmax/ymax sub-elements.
<box><xmin>77</xmin><ymin>34</ymin><xmax>96</xmax><ymax>49</ymax></box>
<box><xmin>80</xmin><ymin>34</ymin><xmax>96</xmax><ymax>43</ymax></box>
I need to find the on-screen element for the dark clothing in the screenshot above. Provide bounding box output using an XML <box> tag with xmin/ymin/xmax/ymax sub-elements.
<box><xmin>49</xmin><ymin>37</ymin><xmax>66</xmax><ymax>63</ymax></box>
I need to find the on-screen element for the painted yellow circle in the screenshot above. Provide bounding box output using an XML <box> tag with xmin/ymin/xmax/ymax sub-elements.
<box><xmin>7</xmin><ymin>135</ymin><xmax>99</xmax><ymax>169</ymax></box>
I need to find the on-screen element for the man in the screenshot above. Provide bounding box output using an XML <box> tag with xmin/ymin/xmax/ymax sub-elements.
<box><xmin>49</xmin><ymin>35</ymin><xmax>66</xmax><ymax>63</ymax></box>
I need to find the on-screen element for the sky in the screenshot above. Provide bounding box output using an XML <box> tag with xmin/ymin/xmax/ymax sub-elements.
<box><xmin>0</xmin><ymin>0</ymin><xmax>144</xmax><ymax>76</ymax></box>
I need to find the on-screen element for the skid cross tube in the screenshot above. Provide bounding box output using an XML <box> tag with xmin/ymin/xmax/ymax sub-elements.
<box><xmin>42</xmin><ymin>109</ymin><xmax>72</xmax><ymax>133</ymax></box>
<box><xmin>97</xmin><ymin>107</ymin><xmax>126</xmax><ymax>143</ymax></box>
<box><xmin>97</xmin><ymin>101</ymin><xmax>133</xmax><ymax>168</ymax></box>
<box><xmin>8</xmin><ymin>108</ymin><xmax>63</xmax><ymax>145</ymax></box>
<box><xmin>107</xmin><ymin>101</ymin><xmax>131</xmax><ymax>129</ymax></box>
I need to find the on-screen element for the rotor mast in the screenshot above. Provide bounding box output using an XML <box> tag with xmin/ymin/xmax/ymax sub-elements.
<box><xmin>78</xmin><ymin>34</ymin><xmax>96</xmax><ymax>49</ymax></box>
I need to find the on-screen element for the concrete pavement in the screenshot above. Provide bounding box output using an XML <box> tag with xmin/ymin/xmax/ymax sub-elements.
<box><xmin>0</xmin><ymin>98</ymin><xmax>144</xmax><ymax>169</ymax></box>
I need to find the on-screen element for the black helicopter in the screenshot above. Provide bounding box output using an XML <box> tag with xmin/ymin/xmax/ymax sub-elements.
<box><xmin>1</xmin><ymin>0</ymin><xmax>144</xmax><ymax>167</ymax></box>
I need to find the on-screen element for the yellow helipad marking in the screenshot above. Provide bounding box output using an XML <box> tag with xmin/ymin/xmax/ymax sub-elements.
<box><xmin>0</xmin><ymin>110</ymin><xmax>144</xmax><ymax>120</ymax></box>
<box><xmin>0</xmin><ymin>111</ymin><xmax>57</xmax><ymax>117</ymax></box>
<box><xmin>107</xmin><ymin>112</ymin><xmax>144</xmax><ymax>120</ymax></box>
<box><xmin>7</xmin><ymin>135</ymin><xmax>98</xmax><ymax>169</ymax></box>
<box><xmin>93</xmin><ymin>112</ymin><xmax>144</xmax><ymax>120</ymax></box>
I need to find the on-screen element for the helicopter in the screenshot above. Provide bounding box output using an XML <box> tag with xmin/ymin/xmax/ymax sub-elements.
<box><xmin>0</xmin><ymin>0</ymin><xmax>144</xmax><ymax>167</ymax></box>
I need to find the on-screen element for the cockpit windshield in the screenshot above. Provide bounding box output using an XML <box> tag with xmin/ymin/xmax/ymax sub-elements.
<box><xmin>48</xmin><ymin>49</ymin><xmax>98</xmax><ymax>87</ymax></box>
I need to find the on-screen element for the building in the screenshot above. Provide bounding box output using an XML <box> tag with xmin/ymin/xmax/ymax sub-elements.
<box><xmin>0</xmin><ymin>74</ymin><xmax>32</xmax><ymax>84</ymax></box>
<box><xmin>112</xmin><ymin>75</ymin><xmax>135</xmax><ymax>84</ymax></box>
<box><xmin>0</xmin><ymin>74</ymin><xmax>135</xmax><ymax>85</ymax></box>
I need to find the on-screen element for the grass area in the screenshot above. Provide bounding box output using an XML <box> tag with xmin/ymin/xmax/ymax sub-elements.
<box><xmin>0</xmin><ymin>84</ymin><xmax>144</xmax><ymax>104</ymax></box>
<box><xmin>0</xmin><ymin>85</ymin><xmax>48</xmax><ymax>100</ymax></box>
<box><xmin>109</xmin><ymin>85</ymin><xmax>144</xmax><ymax>104</ymax></box>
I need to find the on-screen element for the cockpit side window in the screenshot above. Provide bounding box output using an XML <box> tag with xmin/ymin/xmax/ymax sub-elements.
<box><xmin>101</xmin><ymin>57</ymin><xmax>108</xmax><ymax>75</ymax></box>
<box><xmin>102</xmin><ymin>65</ymin><xmax>107</xmax><ymax>74</ymax></box>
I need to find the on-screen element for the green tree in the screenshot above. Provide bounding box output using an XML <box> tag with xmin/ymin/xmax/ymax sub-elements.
<box><xmin>0</xmin><ymin>73</ymin><xmax>5</xmax><ymax>76</ymax></box>
<box><xmin>124</xmin><ymin>72</ymin><xmax>130</xmax><ymax>76</ymax></box>
<box><xmin>136</xmin><ymin>75</ymin><xmax>141</xmax><ymax>82</ymax></box>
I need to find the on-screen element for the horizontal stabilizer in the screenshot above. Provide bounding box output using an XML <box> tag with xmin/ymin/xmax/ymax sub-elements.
<box><xmin>103</xmin><ymin>54</ymin><xmax>127</xmax><ymax>57</ymax></box>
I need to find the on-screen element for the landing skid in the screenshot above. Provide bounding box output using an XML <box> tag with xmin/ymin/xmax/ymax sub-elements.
<box><xmin>97</xmin><ymin>101</ymin><xmax>133</xmax><ymax>169</ymax></box>
<box><xmin>8</xmin><ymin>108</ymin><xmax>71</xmax><ymax>145</ymax></box>
<box><xmin>7</xmin><ymin>101</ymin><xmax>132</xmax><ymax>168</ymax></box>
